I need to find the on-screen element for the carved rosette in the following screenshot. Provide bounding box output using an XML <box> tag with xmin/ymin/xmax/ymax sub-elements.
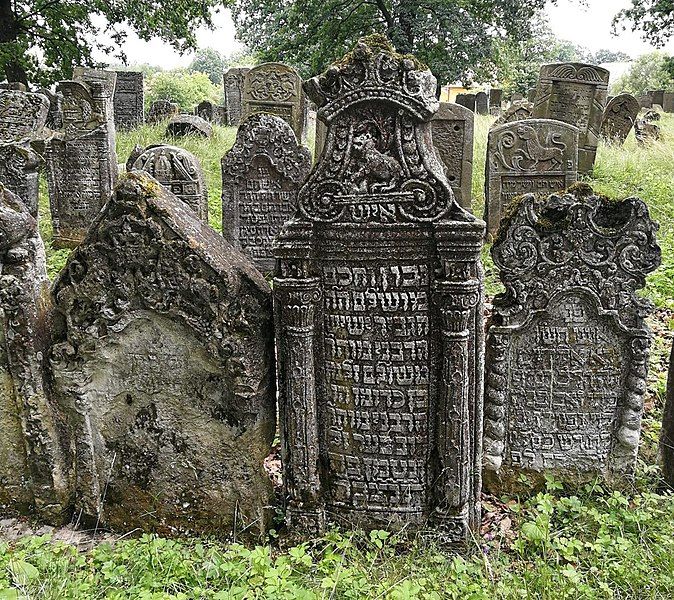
<box><xmin>484</xmin><ymin>188</ymin><xmax>661</xmax><ymax>489</ymax></box>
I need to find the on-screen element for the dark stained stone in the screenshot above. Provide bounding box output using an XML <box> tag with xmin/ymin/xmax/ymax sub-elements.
<box><xmin>113</xmin><ymin>71</ymin><xmax>144</xmax><ymax>130</ymax></box>
<box><xmin>484</xmin><ymin>186</ymin><xmax>661</xmax><ymax>492</ymax></box>
<box><xmin>146</xmin><ymin>100</ymin><xmax>179</xmax><ymax>124</ymax></box>
<box><xmin>45</xmin><ymin>69</ymin><xmax>118</xmax><ymax>248</ymax></box>
<box><xmin>649</xmin><ymin>89</ymin><xmax>664</xmax><ymax>107</ymax></box>
<box><xmin>222</xmin><ymin>114</ymin><xmax>310</xmax><ymax>272</ymax></box>
<box><xmin>455</xmin><ymin>93</ymin><xmax>476</xmax><ymax>111</ymax></box>
<box><xmin>489</xmin><ymin>88</ymin><xmax>503</xmax><ymax>109</ymax></box>
<box><xmin>0</xmin><ymin>185</ymin><xmax>70</xmax><ymax>522</ymax></box>
<box><xmin>663</xmin><ymin>92</ymin><xmax>674</xmax><ymax>113</ymax></box>
<box><xmin>475</xmin><ymin>91</ymin><xmax>489</xmax><ymax>115</ymax></box>
<box><xmin>242</xmin><ymin>63</ymin><xmax>305</xmax><ymax>140</ymax></box>
<box><xmin>223</xmin><ymin>67</ymin><xmax>249</xmax><ymax>126</ymax></box>
<box><xmin>130</xmin><ymin>144</ymin><xmax>208</xmax><ymax>222</ymax></box>
<box><xmin>0</xmin><ymin>90</ymin><xmax>49</xmax><ymax>144</ymax></box>
<box><xmin>661</xmin><ymin>343</ymin><xmax>674</xmax><ymax>488</ymax></box>
<box><xmin>431</xmin><ymin>102</ymin><xmax>474</xmax><ymax>210</ymax></box>
<box><xmin>166</xmin><ymin>114</ymin><xmax>212</xmax><ymax>138</ymax></box>
<box><xmin>533</xmin><ymin>63</ymin><xmax>609</xmax><ymax>174</ymax></box>
<box><xmin>36</xmin><ymin>88</ymin><xmax>63</xmax><ymax>130</ymax></box>
<box><xmin>493</xmin><ymin>100</ymin><xmax>534</xmax><ymax>126</ymax></box>
<box><xmin>274</xmin><ymin>36</ymin><xmax>485</xmax><ymax>543</ymax></box>
<box><xmin>49</xmin><ymin>172</ymin><xmax>276</xmax><ymax>536</ymax></box>
<box><xmin>600</xmin><ymin>93</ymin><xmax>640</xmax><ymax>145</ymax></box>
<box><xmin>485</xmin><ymin>119</ymin><xmax>578</xmax><ymax>236</ymax></box>
<box><xmin>195</xmin><ymin>100</ymin><xmax>215</xmax><ymax>121</ymax></box>
<box><xmin>0</xmin><ymin>145</ymin><xmax>41</xmax><ymax>216</ymax></box>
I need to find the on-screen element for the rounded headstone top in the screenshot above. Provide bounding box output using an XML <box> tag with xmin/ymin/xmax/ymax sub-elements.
<box><xmin>166</xmin><ymin>114</ymin><xmax>212</xmax><ymax>138</ymax></box>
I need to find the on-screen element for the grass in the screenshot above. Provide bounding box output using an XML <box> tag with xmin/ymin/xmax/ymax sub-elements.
<box><xmin>15</xmin><ymin>114</ymin><xmax>674</xmax><ymax>598</ymax></box>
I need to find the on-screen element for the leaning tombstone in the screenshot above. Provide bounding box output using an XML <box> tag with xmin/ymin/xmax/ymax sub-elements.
<box><xmin>493</xmin><ymin>100</ymin><xmax>534</xmax><ymax>126</ymax></box>
<box><xmin>661</xmin><ymin>343</ymin><xmax>674</xmax><ymax>488</ymax></box>
<box><xmin>242</xmin><ymin>63</ymin><xmax>305</xmax><ymax>140</ymax></box>
<box><xmin>146</xmin><ymin>99</ymin><xmax>179</xmax><ymax>124</ymax></box>
<box><xmin>485</xmin><ymin>119</ymin><xmax>578</xmax><ymax>236</ymax></box>
<box><xmin>130</xmin><ymin>144</ymin><xmax>208</xmax><ymax>222</ymax></box>
<box><xmin>49</xmin><ymin>172</ymin><xmax>276</xmax><ymax>536</ymax></box>
<box><xmin>455</xmin><ymin>93</ymin><xmax>476</xmax><ymax>111</ymax></box>
<box><xmin>223</xmin><ymin>67</ymin><xmax>250</xmax><ymax>126</ymax></box>
<box><xmin>635</xmin><ymin>118</ymin><xmax>661</xmax><ymax>145</ymax></box>
<box><xmin>483</xmin><ymin>185</ymin><xmax>661</xmax><ymax>491</ymax></box>
<box><xmin>222</xmin><ymin>114</ymin><xmax>310</xmax><ymax>272</ymax></box>
<box><xmin>45</xmin><ymin>69</ymin><xmax>118</xmax><ymax>248</ymax></box>
<box><xmin>475</xmin><ymin>91</ymin><xmax>489</xmax><ymax>115</ymax></box>
<box><xmin>166</xmin><ymin>114</ymin><xmax>212</xmax><ymax>137</ymax></box>
<box><xmin>274</xmin><ymin>36</ymin><xmax>485</xmax><ymax>542</ymax></box>
<box><xmin>431</xmin><ymin>102</ymin><xmax>474</xmax><ymax>210</ymax></box>
<box><xmin>113</xmin><ymin>71</ymin><xmax>144</xmax><ymax>130</ymax></box>
<box><xmin>533</xmin><ymin>63</ymin><xmax>609</xmax><ymax>174</ymax></box>
<box><xmin>0</xmin><ymin>185</ymin><xmax>70</xmax><ymax>522</ymax></box>
<box><xmin>600</xmin><ymin>93</ymin><xmax>639</xmax><ymax>145</ymax></box>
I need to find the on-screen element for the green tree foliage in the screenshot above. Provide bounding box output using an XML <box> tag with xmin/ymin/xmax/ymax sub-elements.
<box><xmin>0</xmin><ymin>0</ymin><xmax>224</xmax><ymax>87</ymax></box>
<box><xmin>612</xmin><ymin>52</ymin><xmax>674</xmax><ymax>95</ymax></box>
<box><xmin>587</xmin><ymin>49</ymin><xmax>631</xmax><ymax>64</ymax></box>
<box><xmin>232</xmin><ymin>0</ymin><xmax>553</xmax><ymax>85</ymax></box>
<box><xmin>189</xmin><ymin>48</ymin><xmax>226</xmax><ymax>85</ymax></box>
<box><xmin>614</xmin><ymin>0</ymin><xmax>674</xmax><ymax>47</ymax></box>
<box><xmin>145</xmin><ymin>71</ymin><xmax>221</xmax><ymax>112</ymax></box>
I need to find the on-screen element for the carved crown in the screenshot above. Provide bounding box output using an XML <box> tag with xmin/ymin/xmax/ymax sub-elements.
<box><xmin>304</xmin><ymin>35</ymin><xmax>438</xmax><ymax>122</ymax></box>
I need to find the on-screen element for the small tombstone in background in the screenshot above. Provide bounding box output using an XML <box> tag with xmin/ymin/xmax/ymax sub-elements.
<box><xmin>635</xmin><ymin>118</ymin><xmax>660</xmax><ymax>145</ymax></box>
<box><xmin>638</xmin><ymin>93</ymin><xmax>653</xmax><ymax>109</ymax></box>
<box><xmin>130</xmin><ymin>144</ymin><xmax>208</xmax><ymax>222</ymax></box>
<box><xmin>242</xmin><ymin>63</ymin><xmax>305</xmax><ymax>140</ymax></box>
<box><xmin>146</xmin><ymin>100</ymin><xmax>179</xmax><ymax>124</ymax></box>
<box><xmin>113</xmin><ymin>71</ymin><xmax>144</xmax><ymax>130</ymax></box>
<box><xmin>485</xmin><ymin>119</ymin><xmax>578</xmax><ymax>236</ymax></box>
<box><xmin>455</xmin><ymin>93</ymin><xmax>476</xmax><ymax>111</ymax></box>
<box><xmin>533</xmin><ymin>62</ymin><xmax>609</xmax><ymax>174</ymax></box>
<box><xmin>49</xmin><ymin>172</ymin><xmax>276</xmax><ymax>536</ymax></box>
<box><xmin>489</xmin><ymin>88</ymin><xmax>503</xmax><ymax>109</ymax></box>
<box><xmin>213</xmin><ymin>105</ymin><xmax>227</xmax><ymax>125</ymax></box>
<box><xmin>663</xmin><ymin>92</ymin><xmax>674</xmax><ymax>113</ymax></box>
<box><xmin>649</xmin><ymin>89</ymin><xmax>664</xmax><ymax>107</ymax></box>
<box><xmin>484</xmin><ymin>186</ymin><xmax>660</xmax><ymax>491</ymax></box>
<box><xmin>195</xmin><ymin>100</ymin><xmax>215</xmax><ymax>121</ymax></box>
<box><xmin>600</xmin><ymin>93</ymin><xmax>640</xmax><ymax>145</ymax></box>
<box><xmin>166</xmin><ymin>114</ymin><xmax>212</xmax><ymax>138</ymax></box>
<box><xmin>221</xmin><ymin>114</ymin><xmax>311</xmax><ymax>272</ymax></box>
<box><xmin>223</xmin><ymin>67</ymin><xmax>250</xmax><ymax>126</ymax></box>
<box><xmin>431</xmin><ymin>102</ymin><xmax>474</xmax><ymax>211</ymax></box>
<box><xmin>475</xmin><ymin>91</ymin><xmax>489</xmax><ymax>115</ymax></box>
<box><xmin>45</xmin><ymin>69</ymin><xmax>118</xmax><ymax>248</ymax></box>
<box><xmin>493</xmin><ymin>100</ymin><xmax>534</xmax><ymax>126</ymax></box>
<box><xmin>0</xmin><ymin>185</ymin><xmax>70</xmax><ymax>522</ymax></box>
<box><xmin>661</xmin><ymin>343</ymin><xmax>674</xmax><ymax>488</ymax></box>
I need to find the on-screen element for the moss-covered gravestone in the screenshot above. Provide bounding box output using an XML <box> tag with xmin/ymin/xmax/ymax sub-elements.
<box><xmin>600</xmin><ymin>94</ymin><xmax>640</xmax><ymax>145</ymax></box>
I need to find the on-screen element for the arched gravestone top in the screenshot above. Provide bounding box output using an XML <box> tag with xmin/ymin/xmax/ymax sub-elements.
<box><xmin>0</xmin><ymin>90</ymin><xmax>49</xmax><ymax>144</ymax></box>
<box><xmin>475</xmin><ymin>91</ymin><xmax>489</xmax><ymax>115</ymax></box>
<box><xmin>221</xmin><ymin>113</ymin><xmax>311</xmax><ymax>272</ymax></box>
<box><xmin>49</xmin><ymin>172</ymin><xmax>276</xmax><ymax>536</ymax></box>
<box><xmin>484</xmin><ymin>119</ymin><xmax>579</xmax><ymax>236</ymax></box>
<box><xmin>484</xmin><ymin>186</ymin><xmax>661</xmax><ymax>492</ymax></box>
<box><xmin>533</xmin><ymin>62</ymin><xmax>609</xmax><ymax>175</ymax></box>
<box><xmin>130</xmin><ymin>144</ymin><xmax>208</xmax><ymax>222</ymax></box>
<box><xmin>242</xmin><ymin>63</ymin><xmax>305</xmax><ymax>140</ymax></box>
<box><xmin>600</xmin><ymin>93</ymin><xmax>640</xmax><ymax>145</ymax></box>
<box><xmin>166</xmin><ymin>114</ymin><xmax>212</xmax><ymax>137</ymax></box>
<box><xmin>493</xmin><ymin>100</ymin><xmax>533</xmax><ymax>126</ymax></box>
<box><xmin>274</xmin><ymin>36</ymin><xmax>485</xmax><ymax>543</ymax></box>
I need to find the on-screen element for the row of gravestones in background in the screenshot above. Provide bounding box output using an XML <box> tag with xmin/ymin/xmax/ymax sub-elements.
<box><xmin>0</xmin><ymin>37</ymin><xmax>668</xmax><ymax>545</ymax></box>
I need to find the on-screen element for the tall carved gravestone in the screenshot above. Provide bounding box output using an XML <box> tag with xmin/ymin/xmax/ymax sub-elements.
<box><xmin>113</xmin><ymin>71</ymin><xmax>144</xmax><ymax>130</ymax></box>
<box><xmin>475</xmin><ymin>92</ymin><xmax>489</xmax><ymax>116</ymax></box>
<box><xmin>49</xmin><ymin>172</ymin><xmax>276</xmax><ymax>535</ymax></box>
<box><xmin>483</xmin><ymin>186</ymin><xmax>660</xmax><ymax>491</ymax></box>
<box><xmin>242</xmin><ymin>63</ymin><xmax>305</xmax><ymax>140</ymax></box>
<box><xmin>223</xmin><ymin>67</ymin><xmax>249</xmax><ymax>126</ymax></box>
<box><xmin>274</xmin><ymin>37</ymin><xmax>486</xmax><ymax>542</ymax></box>
<box><xmin>222</xmin><ymin>114</ymin><xmax>311</xmax><ymax>273</ymax></box>
<box><xmin>46</xmin><ymin>69</ymin><xmax>118</xmax><ymax>248</ymax></box>
<box><xmin>130</xmin><ymin>144</ymin><xmax>208</xmax><ymax>222</ymax></box>
<box><xmin>0</xmin><ymin>89</ymin><xmax>48</xmax><ymax>217</ymax></box>
<box><xmin>485</xmin><ymin>119</ymin><xmax>578</xmax><ymax>236</ymax></box>
<box><xmin>600</xmin><ymin>93</ymin><xmax>640</xmax><ymax>145</ymax></box>
<box><xmin>661</xmin><ymin>343</ymin><xmax>674</xmax><ymax>488</ymax></box>
<box><xmin>533</xmin><ymin>63</ymin><xmax>609</xmax><ymax>174</ymax></box>
<box><xmin>0</xmin><ymin>186</ymin><xmax>69</xmax><ymax>522</ymax></box>
<box><xmin>431</xmin><ymin>102</ymin><xmax>474</xmax><ymax>210</ymax></box>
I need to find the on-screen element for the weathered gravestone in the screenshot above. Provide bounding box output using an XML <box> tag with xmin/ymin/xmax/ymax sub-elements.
<box><xmin>166</xmin><ymin>114</ymin><xmax>212</xmax><ymax>138</ymax></box>
<box><xmin>223</xmin><ymin>67</ymin><xmax>249</xmax><ymax>126</ymax></box>
<box><xmin>663</xmin><ymin>92</ymin><xmax>674</xmax><ymax>113</ymax></box>
<box><xmin>37</xmin><ymin>88</ymin><xmax>63</xmax><ymax>130</ymax></box>
<box><xmin>475</xmin><ymin>91</ymin><xmax>489</xmax><ymax>115</ymax></box>
<box><xmin>242</xmin><ymin>63</ymin><xmax>305</xmax><ymax>140</ymax></box>
<box><xmin>455</xmin><ymin>93</ymin><xmax>476</xmax><ymax>112</ymax></box>
<box><xmin>0</xmin><ymin>145</ymin><xmax>41</xmax><ymax>217</ymax></box>
<box><xmin>274</xmin><ymin>37</ymin><xmax>486</xmax><ymax>542</ymax></box>
<box><xmin>0</xmin><ymin>185</ymin><xmax>69</xmax><ymax>522</ymax></box>
<box><xmin>526</xmin><ymin>88</ymin><xmax>536</xmax><ymax>103</ymax></box>
<box><xmin>649</xmin><ymin>90</ymin><xmax>664</xmax><ymax>107</ymax></box>
<box><xmin>195</xmin><ymin>100</ymin><xmax>215</xmax><ymax>121</ymax></box>
<box><xmin>45</xmin><ymin>69</ymin><xmax>118</xmax><ymax>248</ymax></box>
<box><xmin>635</xmin><ymin>118</ymin><xmax>661</xmax><ymax>144</ymax></box>
<box><xmin>489</xmin><ymin>88</ymin><xmax>503</xmax><ymax>109</ymax></box>
<box><xmin>222</xmin><ymin>114</ymin><xmax>310</xmax><ymax>272</ymax></box>
<box><xmin>484</xmin><ymin>119</ymin><xmax>578</xmax><ymax>236</ymax></box>
<box><xmin>146</xmin><ymin>100</ymin><xmax>179</xmax><ymax>124</ymax></box>
<box><xmin>130</xmin><ymin>144</ymin><xmax>208</xmax><ymax>222</ymax></box>
<box><xmin>113</xmin><ymin>71</ymin><xmax>144</xmax><ymax>130</ymax></box>
<box><xmin>533</xmin><ymin>63</ymin><xmax>609</xmax><ymax>174</ymax></box>
<box><xmin>431</xmin><ymin>102</ymin><xmax>474</xmax><ymax>210</ymax></box>
<box><xmin>483</xmin><ymin>186</ymin><xmax>661</xmax><ymax>491</ymax></box>
<box><xmin>49</xmin><ymin>172</ymin><xmax>276</xmax><ymax>535</ymax></box>
<box><xmin>600</xmin><ymin>93</ymin><xmax>640</xmax><ymax>145</ymax></box>
<box><xmin>493</xmin><ymin>100</ymin><xmax>534</xmax><ymax>126</ymax></box>
<box><xmin>661</xmin><ymin>343</ymin><xmax>674</xmax><ymax>488</ymax></box>
<box><xmin>511</xmin><ymin>92</ymin><xmax>524</xmax><ymax>102</ymax></box>
<box><xmin>638</xmin><ymin>93</ymin><xmax>653</xmax><ymax>109</ymax></box>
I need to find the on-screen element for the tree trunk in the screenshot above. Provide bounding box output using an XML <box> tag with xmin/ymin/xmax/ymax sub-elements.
<box><xmin>0</xmin><ymin>0</ymin><xmax>28</xmax><ymax>86</ymax></box>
